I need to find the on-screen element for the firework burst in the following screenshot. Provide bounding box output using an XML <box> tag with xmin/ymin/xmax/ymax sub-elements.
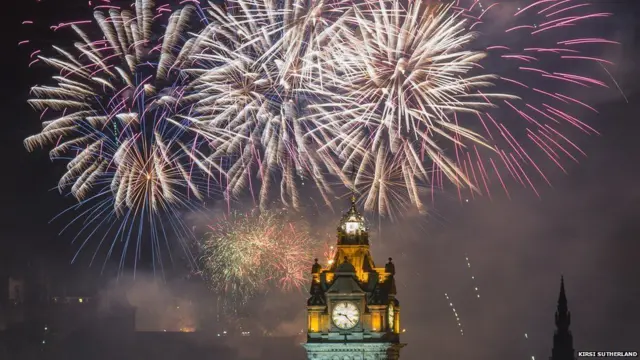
<box><xmin>25</xmin><ymin>0</ymin><xmax>620</xmax><ymax>230</ymax></box>
<box><xmin>354</xmin><ymin>152</ymin><xmax>432</xmax><ymax>218</ymax></box>
<box><xmin>200</xmin><ymin>209</ymin><xmax>319</xmax><ymax>310</ymax></box>
<box><xmin>185</xmin><ymin>0</ymin><xmax>366</xmax><ymax>211</ymax></box>
<box><xmin>24</xmin><ymin>0</ymin><xmax>221</xmax><ymax>269</ymax></box>
<box><xmin>314</xmin><ymin>0</ymin><xmax>616</xmax><ymax>215</ymax></box>
<box><xmin>322</xmin><ymin>241</ymin><xmax>337</xmax><ymax>266</ymax></box>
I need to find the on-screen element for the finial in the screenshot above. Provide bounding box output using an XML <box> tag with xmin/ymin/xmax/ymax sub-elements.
<box><xmin>385</xmin><ymin>257</ymin><xmax>396</xmax><ymax>275</ymax></box>
<box><xmin>350</xmin><ymin>163</ymin><xmax>357</xmax><ymax>202</ymax></box>
<box><xmin>311</xmin><ymin>258</ymin><xmax>322</xmax><ymax>273</ymax></box>
<box><xmin>554</xmin><ymin>275</ymin><xmax>571</xmax><ymax>332</ymax></box>
<box><xmin>558</xmin><ymin>275</ymin><xmax>567</xmax><ymax>303</ymax></box>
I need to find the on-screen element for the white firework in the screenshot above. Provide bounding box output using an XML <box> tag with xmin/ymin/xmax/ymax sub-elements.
<box><xmin>25</xmin><ymin>0</ymin><xmax>218</xmax><ymax>211</ymax></box>
<box><xmin>313</xmin><ymin>0</ymin><xmax>517</xmax><ymax>214</ymax></box>
<box><xmin>185</xmin><ymin>0</ymin><xmax>363</xmax><ymax>210</ymax></box>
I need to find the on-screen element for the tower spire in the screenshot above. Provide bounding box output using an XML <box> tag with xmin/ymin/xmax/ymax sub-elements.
<box><xmin>550</xmin><ymin>276</ymin><xmax>575</xmax><ymax>360</ymax></box>
<box><xmin>556</xmin><ymin>276</ymin><xmax>569</xmax><ymax>330</ymax></box>
<box><xmin>350</xmin><ymin>163</ymin><xmax>357</xmax><ymax>204</ymax></box>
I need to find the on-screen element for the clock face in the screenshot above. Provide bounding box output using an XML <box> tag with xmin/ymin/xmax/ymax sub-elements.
<box><xmin>344</xmin><ymin>222</ymin><xmax>359</xmax><ymax>234</ymax></box>
<box><xmin>388</xmin><ymin>305</ymin><xmax>395</xmax><ymax>330</ymax></box>
<box><xmin>332</xmin><ymin>301</ymin><xmax>360</xmax><ymax>330</ymax></box>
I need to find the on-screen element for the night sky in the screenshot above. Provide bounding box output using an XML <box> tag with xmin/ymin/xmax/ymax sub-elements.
<box><xmin>1</xmin><ymin>1</ymin><xmax>639</xmax><ymax>359</ymax></box>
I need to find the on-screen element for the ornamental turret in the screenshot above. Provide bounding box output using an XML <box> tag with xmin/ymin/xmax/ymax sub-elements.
<box><xmin>337</xmin><ymin>195</ymin><xmax>369</xmax><ymax>245</ymax></box>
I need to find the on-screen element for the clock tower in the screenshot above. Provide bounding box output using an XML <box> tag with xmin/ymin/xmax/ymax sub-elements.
<box><xmin>303</xmin><ymin>196</ymin><xmax>406</xmax><ymax>360</ymax></box>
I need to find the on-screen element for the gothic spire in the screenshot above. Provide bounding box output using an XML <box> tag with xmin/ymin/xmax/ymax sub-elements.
<box><xmin>556</xmin><ymin>276</ymin><xmax>570</xmax><ymax>330</ymax></box>
<box><xmin>550</xmin><ymin>276</ymin><xmax>575</xmax><ymax>360</ymax></box>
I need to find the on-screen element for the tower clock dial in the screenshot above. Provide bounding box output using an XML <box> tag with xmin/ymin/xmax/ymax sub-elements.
<box><xmin>388</xmin><ymin>305</ymin><xmax>395</xmax><ymax>331</ymax></box>
<box><xmin>332</xmin><ymin>301</ymin><xmax>360</xmax><ymax>330</ymax></box>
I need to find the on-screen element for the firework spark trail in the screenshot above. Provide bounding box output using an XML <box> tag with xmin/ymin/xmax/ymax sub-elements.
<box><xmin>323</xmin><ymin>241</ymin><xmax>337</xmax><ymax>266</ymax></box>
<box><xmin>524</xmin><ymin>332</ymin><xmax>536</xmax><ymax>360</ymax></box>
<box><xmin>352</xmin><ymin>152</ymin><xmax>433</xmax><ymax>219</ymax></box>
<box><xmin>310</xmin><ymin>0</ymin><xmax>617</xmax><ymax>216</ymax></box>
<box><xmin>25</xmin><ymin>0</ymin><xmax>621</xmax><ymax>226</ymax></box>
<box><xmin>465</xmin><ymin>253</ymin><xmax>480</xmax><ymax>299</ymax></box>
<box><xmin>451</xmin><ymin>0</ymin><xmax>616</xmax><ymax>192</ymax></box>
<box><xmin>200</xmin><ymin>209</ymin><xmax>320</xmax><ymax>311</ymax></box>
<box><xmin>24</xmin><ymin>0</ymin><xmax>221</xmax><ymax>270</ymax></box>
<box><xmin>445</xmin><ymin>292</ymin><xmax>464</xmax><ymax>336</ymax></box>
<box><xmin>183</xmin><ymin>0</ymin><xmax>366</xmax><ymax>211</ymax></box>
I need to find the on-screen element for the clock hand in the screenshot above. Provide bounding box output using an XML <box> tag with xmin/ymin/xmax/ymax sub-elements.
<box><xmin>344</xmin><ymin>314</ymin><xmax>357</xmax><ymax>323</ymax></box>
<box><xmin>342</xmin><ymin>314</ymin><xmax>355</xmax><ymax>324</ymax></box>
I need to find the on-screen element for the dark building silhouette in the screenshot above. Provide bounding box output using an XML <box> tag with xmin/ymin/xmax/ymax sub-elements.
<box><xmin>0</xmin><ymin>294</ymin><xmax>137</xmax><ymax>360</ymax></box>
<box><xmin>550</xmin><ymin>276</ymin><xmax>576</xmax><ymax>360</ymax></box>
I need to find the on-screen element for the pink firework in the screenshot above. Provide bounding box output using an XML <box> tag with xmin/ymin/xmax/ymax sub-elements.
<box><xmin>447</xmin><ymin>0</ymin><xmax>619</xmax><ymax>199</ymax></box>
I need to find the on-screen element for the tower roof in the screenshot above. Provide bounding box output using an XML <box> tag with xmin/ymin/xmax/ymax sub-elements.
<box><xmin>336</xmin><ymin>256</ymin><xmax>357</xmax><ymax>274</ymax></box>
<box><xmin>326</xmin><ymin>257</ymin><xmax>365</xmax><ymax>295</ymax></box>
<box><xmin>340</xmin><ymin>195</ymin><xmax>365</xmax><ymax>226</ymax></box>
<box><xmin>550</xmin><ymin>275</ymin><xmax>574</xmax><ymax>360</ymax></box>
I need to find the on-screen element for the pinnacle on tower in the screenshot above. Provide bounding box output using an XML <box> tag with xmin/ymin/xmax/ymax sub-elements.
<box><xmin>385</xmin><ymin>258</ymin><xmax>395</xmax><ymax>276</ymax></box>
<box><xmin>311</xmin><ymin>258</ymin><xmax>322</xmax><ymax>274</ymax></box>
<box><xmin>350</xmin><ymin>163</ymin><xmax>357</xmax><ymax>199</ymax></box>
<box><xmin>556</xmin><ymin>276</ymin><xmax>570</xmax><ymax>331</ymax></box>
<box><xmin>550</xmin><ymin>276</ymin><xmax>575</xmax><ymax>360</ymax></box>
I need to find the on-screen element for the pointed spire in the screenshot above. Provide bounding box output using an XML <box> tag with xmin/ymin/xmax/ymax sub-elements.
<box><xmin>350</xmin><ymin>163</ymin><xmax>356</xmax><ymax>188</ymax></box>
<box><xmin>555</xmin><ymin>275</ymin><xmax>570</xmax><ymax>330</ymax></box>
<box><xmin>349</xmin><ymin>163</ymin><xmax>357</xmax><ymax>205</ymax></box>
<box><xmin>348</xmin><ymin>193</ymin><xmax>358</xmax><ymax>216</ymax></box>
<box><xmin>551</xmin><ymin>275</ymin><xmax>575</xmax><ymax>360</ymax></box>
<box><xmin>345</xmin><ymin>163</ymin><xmax>360</xmax><ymax>217</ymax></box>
